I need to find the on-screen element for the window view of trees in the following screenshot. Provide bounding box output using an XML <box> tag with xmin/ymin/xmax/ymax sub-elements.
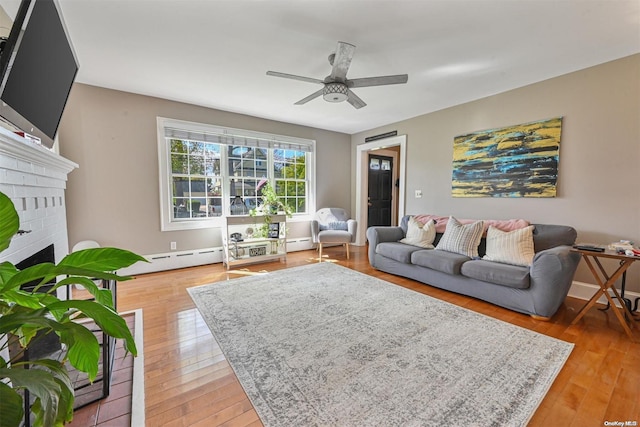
<box><xmin>274</xmin><ymin>149</ymin><xmax>306</xmax><ymax>214</ymax></box>
<box><xmin>170</xmin><ymin>139</ymin><xmax>222</xmax><ymax>219</ymax></box>
<box><xmin>169</xmin><ymin>140</ymin><xmax>308</xmax><ymax>220</ymax></box>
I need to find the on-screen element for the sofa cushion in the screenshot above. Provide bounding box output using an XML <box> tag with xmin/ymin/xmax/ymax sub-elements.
<box><xmin>376</xmin><ymin>242</ymin><xmax>422</xmax><ymax>264</ymax></box>
<box><xmin>435</xmin><ymin>216</ymin><xmax>484</xmax><ymax>258</ymax></box>
<box><xmin>461</xmin><ymin>260</ymin><xmax>531</xmax><ymax>289</ymax></box>
<box><xmin>483</xmin><ymin>225</ymin><xmax>535</xmax><ymax>267</ymax></box>
<box><xmin>399</xmin><ymin>217</ymin><xmax>436</xmax><ymax>248</ymax></box>
<box><xmin>411</xmin><ymin>249</ymin><xmax>470</xmax><ymax>275</ymax></box>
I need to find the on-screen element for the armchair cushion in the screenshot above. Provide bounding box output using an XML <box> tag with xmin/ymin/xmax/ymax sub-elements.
<box><xmin>318</xmin><ymin>230</ymin><xmax>352</xmax><ymax>243</ymax></box>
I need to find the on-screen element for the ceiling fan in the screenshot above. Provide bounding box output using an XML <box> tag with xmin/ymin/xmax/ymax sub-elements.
<box><xmin>266</xmin><ymin>41</ymin><xmax>408</xmax><ymax>109</ymax></box>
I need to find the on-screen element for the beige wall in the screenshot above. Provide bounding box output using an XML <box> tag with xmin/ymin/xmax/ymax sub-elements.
<box><xmin>351</xmin><ymin>54</ymin><xmax>640</xmax><ymax>291</ymax></box>
<box><xmin>58</xmin><ymin>84</ymin><xmax>351</xmax><ymax>255</ymax></box>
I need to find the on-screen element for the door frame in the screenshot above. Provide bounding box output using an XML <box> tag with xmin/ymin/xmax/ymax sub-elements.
<box><xmin>355</xmin><ymin>134</ymin><xmax>406</xmax><ymax>246</ymax></box>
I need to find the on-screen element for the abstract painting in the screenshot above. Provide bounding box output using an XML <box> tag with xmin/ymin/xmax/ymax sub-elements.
<box><xmin>452</xmin><ymin>117</ymin><xmax>562</xmax><ymax>197</ymax></box>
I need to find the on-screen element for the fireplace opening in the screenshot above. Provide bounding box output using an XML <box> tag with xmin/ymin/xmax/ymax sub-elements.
<box><xmin>11</xmin><ymin>243</ymin><xmax>62</xmax><ymax>360</ymax></box>
<box><xmin>16</xmin><ymin>243</ymin><xmax>56</xmax><ymax>291</ymax></box>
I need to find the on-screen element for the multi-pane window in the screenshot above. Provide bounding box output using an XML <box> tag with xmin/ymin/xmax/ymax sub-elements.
<box><xmin>228</xmin><ymin>146</ymin><xmax>268</xmax><ymax>215</ymax></box>
<box><xmin>170</xmin><ymin>140</ymin><xmax>222</xmax><ymax>219</ymax></box>
<box><xmin>274</xmin><ymin>149</ymin><xmax>306</xmax><ymax>214</ymax></box>
<box><xmin>159</xmin><ymin>117</ymin><xmax>315</xmax><ymax>231</ymax></box>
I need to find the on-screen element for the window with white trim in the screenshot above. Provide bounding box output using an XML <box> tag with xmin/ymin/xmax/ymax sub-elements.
<box><xmin>274</xmin><ymin>149</ymin><xmax>307</xmax><ymax>213</ymax></box>
<box><xmin>157</xmin><ymin>117</ymin><xmax>315</xmax><ymax>231</ymax></box>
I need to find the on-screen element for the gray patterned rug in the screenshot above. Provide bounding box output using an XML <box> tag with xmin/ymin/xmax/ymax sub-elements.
<box><xmin>188</xmin><ymin>263</ymin><xmax>572</xmax><ymax>426</ymax></box>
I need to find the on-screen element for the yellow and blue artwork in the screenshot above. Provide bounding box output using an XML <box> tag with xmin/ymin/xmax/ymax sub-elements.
<box><xmin>452</xmin><ymin>117</ymin><xmax>562</xmax><ymax>197</ymax></box>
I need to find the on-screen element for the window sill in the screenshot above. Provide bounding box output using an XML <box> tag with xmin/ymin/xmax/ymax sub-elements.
<box><xmin>161</xmin><ymin>217</ymin><xmax>224</xmax><ymax>231</ymax></box>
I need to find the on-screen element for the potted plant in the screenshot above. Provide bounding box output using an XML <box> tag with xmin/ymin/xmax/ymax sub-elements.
<box><xmin>0</xmin><ymin>191</ymin><xmax>146</xmax><ymax>427</ymax></box>
<box><xmin>249</xmin><ymin>181</ymin><xmax>292</xmax><ymax>238</ymax></box>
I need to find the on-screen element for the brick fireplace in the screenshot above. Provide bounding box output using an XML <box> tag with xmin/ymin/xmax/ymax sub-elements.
<box><xmin>0</xmin><ymin>125</ymin><xmax>77</xmax><ymax>290</ymax></box>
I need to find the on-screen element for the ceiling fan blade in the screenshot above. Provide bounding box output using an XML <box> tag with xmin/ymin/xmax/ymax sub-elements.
<box><xmin>266</xmin><ymin>71</ymin><xmax>324</xmax><ymax>85</ymax></box>
<box><xmin>329</xmin><ymin>41</ymin><xmax>356</xmax><ymax>82</ymax></box>
<box><xmin>295</xmin><ymin>88</ymin><xmax>325</xmax><ymax>105</ymax></box>
<box><xmin>348</xmin><ymin>74</ymin><xmax>409</xmax><ymax>88</ymax></box>
<box><xmin>347</xmin><ymin>90</ymin><xmax>366</xmax><ymax>109</ymax></box>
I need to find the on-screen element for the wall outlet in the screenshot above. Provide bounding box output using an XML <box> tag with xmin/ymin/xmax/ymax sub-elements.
<box><xmin>170</xmin><ymin>241</ymin><xmax>177</xmax><ymax>250</ymax></box>
<box><xmin>415</xmin><ymin>190</ymin><xmax>423</xmax><ymax>198</ymax></box>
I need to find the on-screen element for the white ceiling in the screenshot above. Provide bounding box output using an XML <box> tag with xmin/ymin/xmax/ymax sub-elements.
<box><xmin>2</xmin><ymin>0</ymin><xmax>640</xmax><ymax>134</ymax></box>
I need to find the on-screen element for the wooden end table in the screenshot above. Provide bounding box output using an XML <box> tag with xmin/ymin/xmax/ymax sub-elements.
<box><xmin>570</xmin><ymin>248</ymin><xmax>638</xmax><ymax>339</ymax></box>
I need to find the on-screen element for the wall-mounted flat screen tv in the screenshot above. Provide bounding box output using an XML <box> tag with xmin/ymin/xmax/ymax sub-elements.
<box><xmin>0</xmin><ymin>0</ymin><xmax>78</xmax><ymax>148</ymax></box>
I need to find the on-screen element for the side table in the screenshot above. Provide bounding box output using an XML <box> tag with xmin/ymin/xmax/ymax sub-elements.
<box><xmin>570</xmin><ymin>248</ymin><xmax>638</xmax><ymax>339</ymax></box>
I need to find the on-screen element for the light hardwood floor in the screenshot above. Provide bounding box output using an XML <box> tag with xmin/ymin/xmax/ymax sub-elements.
<box><xmin>116</xmin><ymin>246</ymin><xmax>640</xmax><ymax>427</ymax></box>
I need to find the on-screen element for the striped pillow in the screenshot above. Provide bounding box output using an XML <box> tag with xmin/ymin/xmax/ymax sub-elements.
<box><xmin>435</xmin><ymin>216</ymin><xmax>484</xmax><ymax>258</ymax></box>
<box><xmin>483</xmin><ymin>225</ymin><xmax>535</xmax><ymax>266</ymax></box>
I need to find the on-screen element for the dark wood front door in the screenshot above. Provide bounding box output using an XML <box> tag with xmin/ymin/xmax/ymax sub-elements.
<box><xmin>367</xmin><ymin>154</ymin><xmax>393</xmax><ymax>227</ymax></box>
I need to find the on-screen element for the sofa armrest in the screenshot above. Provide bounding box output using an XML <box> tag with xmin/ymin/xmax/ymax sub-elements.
<box><xmin>366</xmin><ymin>226</ymin><xmax>405</xmax><ymax>267</ymax></box>
<box><xmin>529</xmin><ymin>245</ymin><xmax>581</xmax><ymax>318</ymax></box>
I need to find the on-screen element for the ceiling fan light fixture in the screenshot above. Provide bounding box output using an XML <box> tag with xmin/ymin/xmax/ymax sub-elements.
<box><xmin>323</xmin><ymin>82</ymin><xmax>348</xmax><ymax>103</ymax></box>
<box><xmin>267</xmin><ymin>41</ymin><xmax>408</xmax><ymax>108</ymax></box>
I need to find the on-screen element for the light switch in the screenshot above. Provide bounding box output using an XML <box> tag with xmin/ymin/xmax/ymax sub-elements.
<box><xmin>415</xmin><ymin>190</ymin><xmax>422</xmax><ymax>198</ymax></box>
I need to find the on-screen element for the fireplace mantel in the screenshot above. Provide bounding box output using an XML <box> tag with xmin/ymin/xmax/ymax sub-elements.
<box><xmin>0</xmin><ymin>126</ymin><xmax>77</xmax><ymax>177</ymax></box>
<box><xmin>0</xmin><ymin>125</ymin><xmax>78</xmax><ymax>265</ymax></box>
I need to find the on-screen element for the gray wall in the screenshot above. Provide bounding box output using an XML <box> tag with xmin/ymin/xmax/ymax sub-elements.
<box><xmin>59</xmin><ymin>84</ymin><xmax>351</xmax><ymax>255</ymax></box>
<box><xmin>351</xmin><ymin>54</ymin><xmax>640</xmax><ymax>291</ymax></box>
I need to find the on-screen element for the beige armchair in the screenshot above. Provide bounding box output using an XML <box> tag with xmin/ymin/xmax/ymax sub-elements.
<box><xmin>310</xmin><ymin>208</ymin><xmax>357</xmax><ymax>260</ymax></box>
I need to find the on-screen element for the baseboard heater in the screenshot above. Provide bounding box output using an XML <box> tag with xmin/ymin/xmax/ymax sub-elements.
<box><xmin>118</xmin><ymin>238</ymin><xmax>315</xmax><ymax>276</ymax></box>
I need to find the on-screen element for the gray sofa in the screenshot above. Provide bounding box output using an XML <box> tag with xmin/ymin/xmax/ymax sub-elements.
<box><xmin>366</xmin><ymin>215</ymin><xmax>581</xmax><ymax>319</ymax></box>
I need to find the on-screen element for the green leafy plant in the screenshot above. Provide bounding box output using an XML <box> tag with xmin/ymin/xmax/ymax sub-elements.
<box><xmin>0</xmin><ymin>191</ymin><xmax>146</xmax><ymax>427</ymax></box>
<box><xmin>249</xmin><ymin>181</ymin><xmax>292</xmax><ymax>237</ymax></box>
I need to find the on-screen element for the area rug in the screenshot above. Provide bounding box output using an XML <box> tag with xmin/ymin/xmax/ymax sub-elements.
<box><xmin>188</xmin><ymin>263</ymin><xmax>573</xmax><ymax>426</ymax></box>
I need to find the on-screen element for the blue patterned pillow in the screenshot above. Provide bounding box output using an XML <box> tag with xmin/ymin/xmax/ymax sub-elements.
<box><xmin>320</xmin><ymin>221</ymin><xmax>349</xmax><ymax>231</ymax></box>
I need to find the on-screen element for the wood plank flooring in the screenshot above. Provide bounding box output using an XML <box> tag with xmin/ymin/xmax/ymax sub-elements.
<box><xmin>115</xmin><ymin>246</ymin><xmax>640</xmax><ymax>427</ymax></box>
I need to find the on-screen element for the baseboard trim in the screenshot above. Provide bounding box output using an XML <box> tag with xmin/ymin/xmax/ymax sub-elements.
<box><xmin>118</xmin><ymin>247</ymin><xmax>224</xmax><ymax>276</ymax></box>
<box><xmin>568</xmin><ymin>280</ymin><xmax>640</xmax><ymax>308</ymax></box>
<box><xmin>119</xmin><ymin>238</ymin><xmax>316</xmax><ymax>276</ymax></box>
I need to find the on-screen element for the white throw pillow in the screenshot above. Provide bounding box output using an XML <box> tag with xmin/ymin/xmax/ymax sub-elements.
<box><xmin>435</xmin><ymin>216</ymin><xmax>484</xmax><ymax>258</ymax></box>
<box><xmin>483</xmin><ymin>225</ymin><xmax>535</xmax><ymax>267</ymax></box>
<box><xmin>400</xmin><ymin>217</ymin><xmax>436</xmax><ymax>248</ymax></box>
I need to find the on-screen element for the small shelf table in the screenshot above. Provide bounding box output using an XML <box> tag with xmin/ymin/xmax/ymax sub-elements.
<box><xmin>222</xmin><ymin>214</ymin><xmax>287</xmax><ymax>269</ymax></box>
<box><xmin>570</xmin><ymin>248</ymin><xmax>639</xmax><ymax>339</ymax></box>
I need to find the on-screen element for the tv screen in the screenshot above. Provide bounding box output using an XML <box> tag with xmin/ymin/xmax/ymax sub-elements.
<box><xmin>0</xmin><ymin>0</ymin><xmax>78</xmax><ymax>148</ymax></box>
